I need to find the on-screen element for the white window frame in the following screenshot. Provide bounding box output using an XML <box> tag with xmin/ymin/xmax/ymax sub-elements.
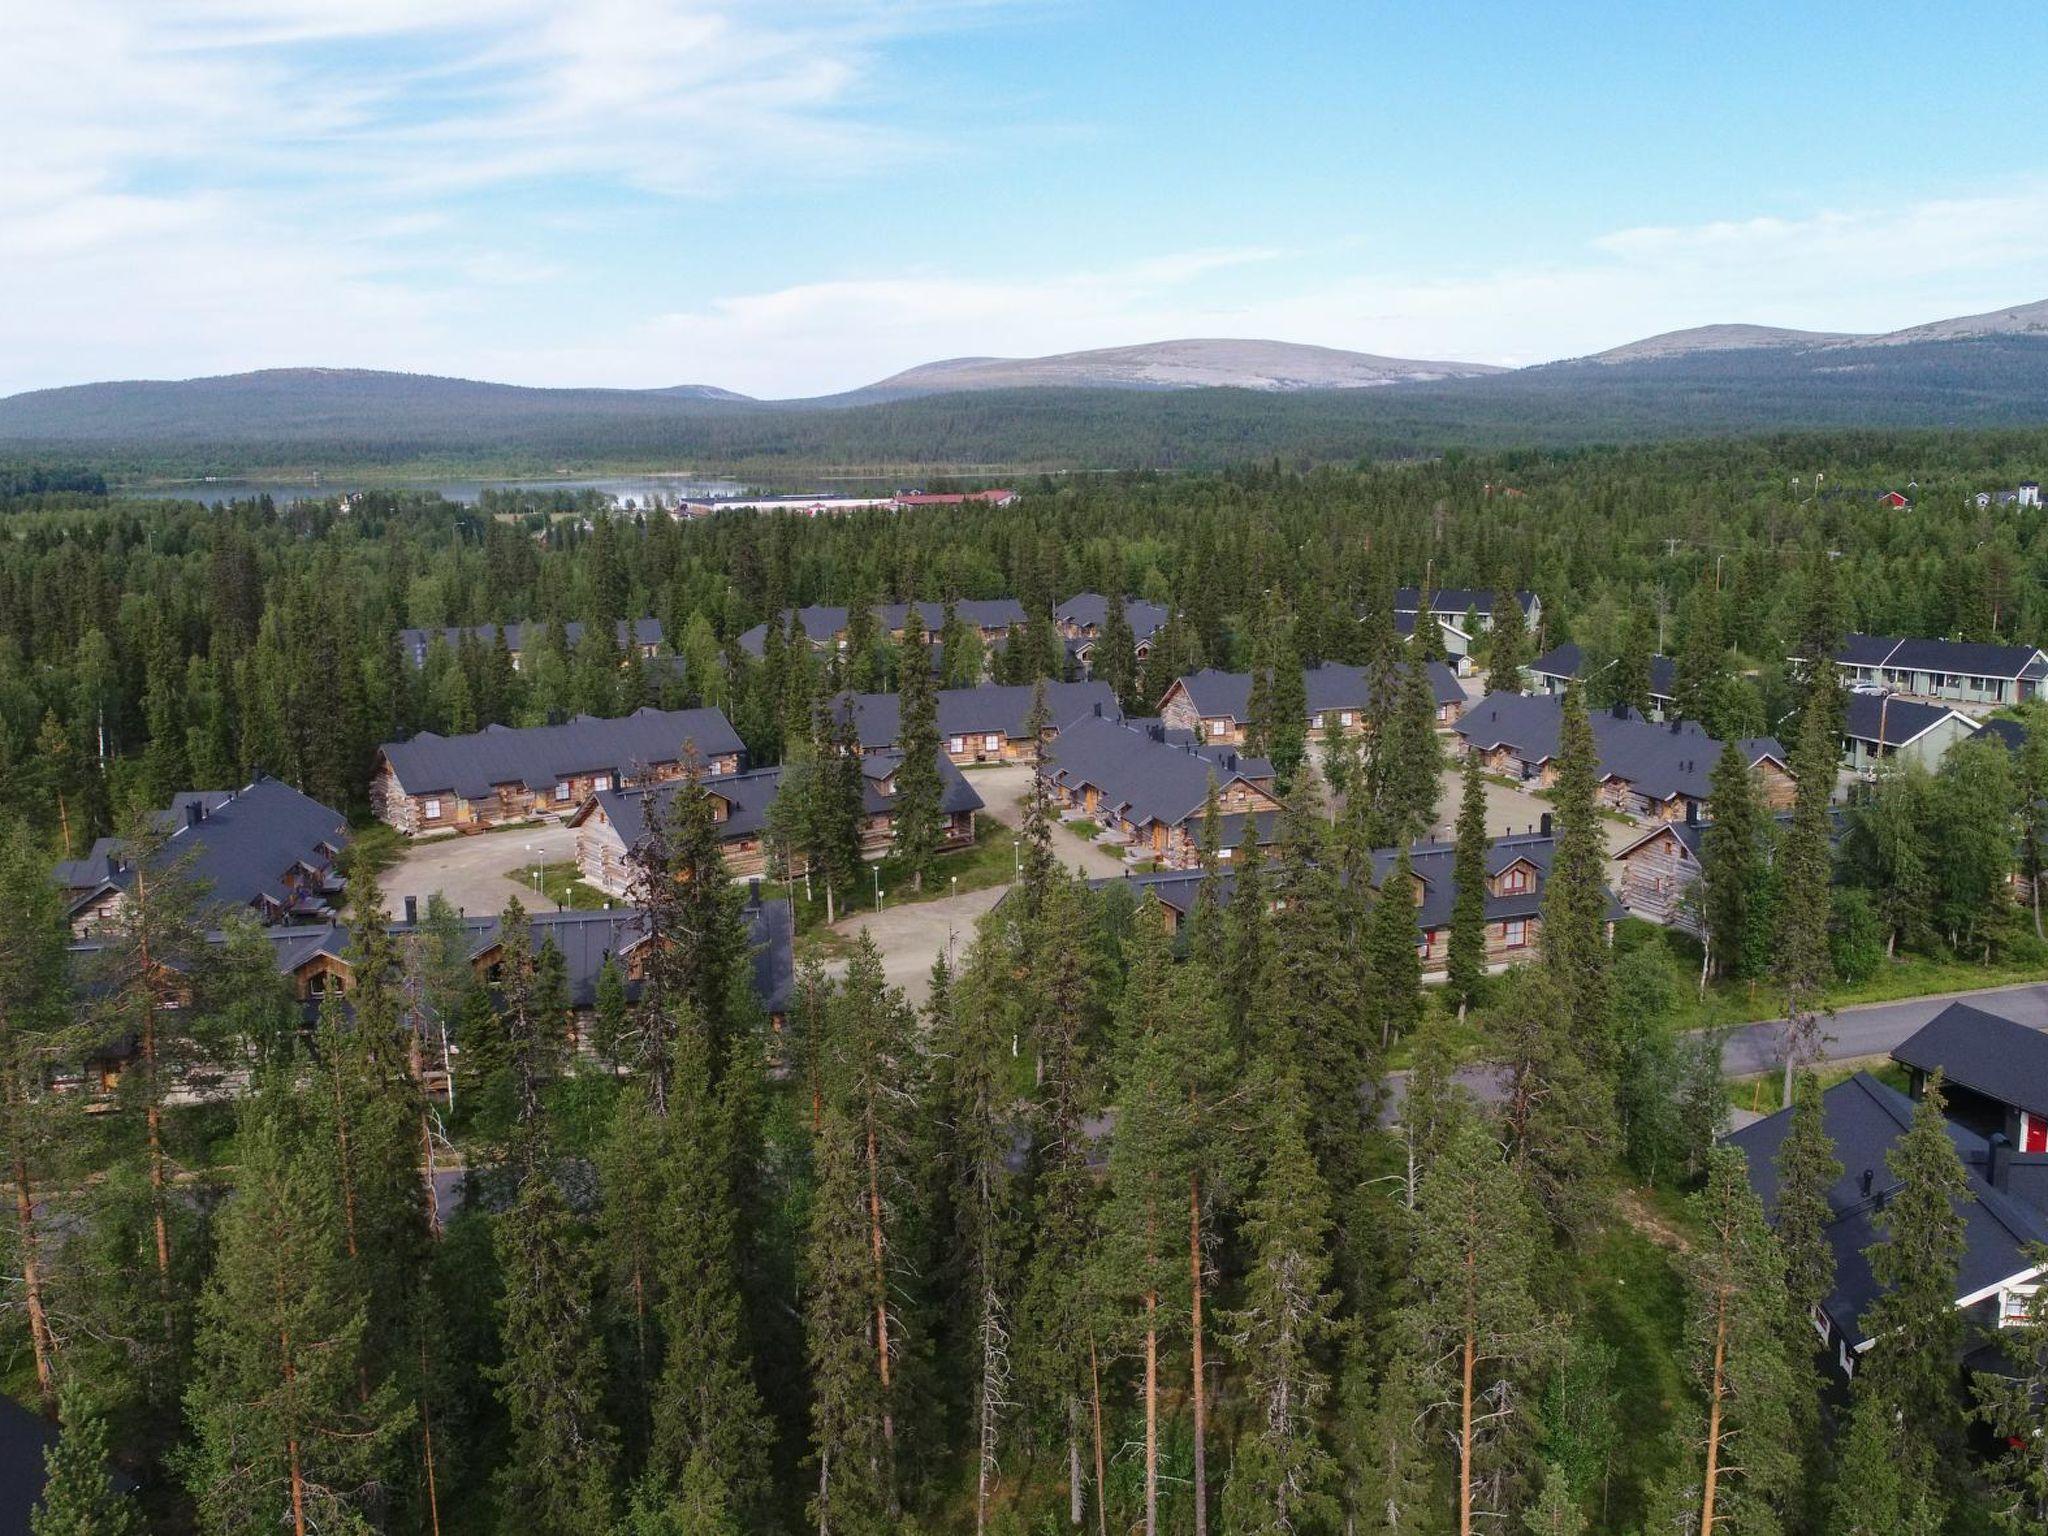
<box><xmin>423</xmin><ymin>798</ymin><xmax>443</xmax><ymax>821</ymax></box>
<box><xmin>555</xmin><ymin>781</ymin><xmax>571</xmax><ymax>801</ymax></box>
<box><xmin>1809</xmin><ymin>1303</ymin><xmax>1831</xmax><ymax>1343</ymax></box>
<box><xmin>983</xmin><ymin>733</ymin><xmax>1001</xmax><ymax>752</ymax></box>
<box><xmin>1339</xmin><ymin>710</ymin><xmax>1354</xmax><ymax>727</ymax></box>
<box><xmin>592</xmin><ymin>774</ymin><xmax>611</xmax><ymax>792</ymax></box>
<box><xmin>1209</xmin><ymin>719</ymin><xmax>1230</xmax><ymax>739</ymax></box>
<box><xmin>950</xmin><ymin>735</ymin><xmax>967</xmax><ymax>754</ymax></box>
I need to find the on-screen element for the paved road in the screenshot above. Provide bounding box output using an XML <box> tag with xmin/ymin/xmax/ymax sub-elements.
<box><xmin>969</xmin><ymin>761</ymin><xmax>1133</xmax><ymax>878</ymax></box>
<box><xmin>383</xmin><ymin>822</ymin><xmax>580</xmax><ymax>920</ymax></box>
<box><xmin>824</xmin><ymin>885</ymin><xmax>1010</xmax><ymax>1005</ymax></box>
<box><xmin>1386</xmin><ymin>979</ymin><xmax>2048</xmax><ymax>1120</ymax></box>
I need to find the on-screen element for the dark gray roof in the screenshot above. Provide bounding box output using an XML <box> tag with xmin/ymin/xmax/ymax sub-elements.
<box><xmin>0</xmin><ymin>1395</ymin><xmax>58</xmax><ymax>1532</ymax></box>
<box><xmin>737</xmin><ymin>599</ymin><xmax>1028</xmax><ymax>656</ymax></box>
<box><xmin>1043</xmin><ymin>714</ymin><xmax>1273</xmax><ymax>830</ymax></box>
<box><xmin>1394</xmin><ymin>587</ymin><xmax>1537</xmax><ymax>618</ymax></box>
<box><xmin>1840</xmin><ymin>693</ymin><xmax>1976</xmax><ymax>748</ymax></box>
<box><xmin>380</xmin><ymin>706</ymin><xmax>744</xmax><ymax>798</ymax></box>
<box><xmin>53</xmin><ymin>777</ymin><xmax>347</xmax><ymax>922</ymax></box>
<box><xmin>1529</xmin><ymin>641</ymin><xmax>1677</xmax><ymax>701</ymax></box>
<box><xmin>1979</xmin><ymin>717</ymin><xmax>2030</xmax><ymax>754</ymax></box>
<box><xmin>1727</xmin><ymin>1072</ymin><xmax>2048</xmax><ymax>1346</ymax></box>
<box><xmin>833</xmin><ymin>682</ymin><xmax>1117</xmax><ymax>751</ymax></box>
<box><xmin>590</xmin><ymin>752</ymin><xmax>982</xmax><ymax>850</ymax></box>
<box><xmin>1455</xmin><ymin>693</ymin><xmax>1784</xmax><ymax>804</ymax></box>
<box><xmin>1168</xmin><ymin>660</ymin><xmax>1462</xmax><ymax>722</ymax></box>
<box><xmin>1056</xmin><ymin>593</ymin><xmax>1171</xmax><ymax>639</ymax></box>
<box><xmin>398</xmin><ymin>618</ymin><xmax>662</xmax><ymax>666</ymax></box>
<box><xmin>1089</xmin><ymin>828</ymin><xmax>1621</xmax><ymax>937</ymax></box>
<box><xmin>1836</xmin><ymin>633</ymin><xmax>2048</xmax><ymax>682</ymax></box>
<box><xmin>1893</xmin><ymin>1002</ymin><xmax>2048</xmax><ymax>1120</ymax></box>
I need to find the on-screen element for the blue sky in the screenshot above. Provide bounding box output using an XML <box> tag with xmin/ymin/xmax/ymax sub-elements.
<box><xmin>7</xmin><ymin>1</ymin><xmax>2048</xmax><ymax>397</ymax></box>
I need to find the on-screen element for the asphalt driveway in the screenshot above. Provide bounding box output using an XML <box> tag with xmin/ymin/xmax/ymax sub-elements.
<box><xmin>381</xmin><ymin>821</ymin><xmax>581</xmax><ymax>920</ymax></box>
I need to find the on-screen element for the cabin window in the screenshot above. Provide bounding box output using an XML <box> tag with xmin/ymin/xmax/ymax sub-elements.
<box><xmin>2002</xmin><ymin>1287</ymin><xmax>2038</xmax><ymax>1326</ymax></box>
<box><xmin>950</xmin><ymin>735</ymin><xmax>967</xmax><ymax>754</ymax></box>
<box><xmin>555</xmin><ymin>782</ymin><xmax>571</xmax><ymax>801</ymax></box>
<box><xmin>592</xmin><ymin>774</ymin><xmax>611</xmax><ymax>792</ymax></box>
<box><xmin>1838</xmin><ymin>1340</ymin><xmax>1856</xmax><ymax>1377</ymax></box>
<box><xmin>984</xmin><ymin>734</ymin><xmax>1001</xmax><ymax>752</ymax></box>
<box><xmin>423</xmin><ymin>798</ymin><xmax>442</xmax><ymax>820</ymax></box>
<box><xmin>1218</xmin><ymin>846</ymin><xmax>1234</xmax><ymax>861</ymax></box>
<box><xmin>1312</xmin><ymin>712</ymin><xmax>1325</xmax><ymax>729</ymax></box>
<box><xmin>1339</xmin><ymin>711</ymin><xmax>1354</xmax><ymax>727</ymax></box>
<box><xmin>1809</xmin><ymin>1303</ymin><xmax>1830</xmax><ymax>1343</ymax></box>
<box><xmin>1500</xmin><ymin>866</ymin><xmax>1529</xmax><ymax>894</ymax></box>
<box><xmin>1502</xmin><ymin>919</ymin><xmax>1528</xmax><ymax>948</ymax></box>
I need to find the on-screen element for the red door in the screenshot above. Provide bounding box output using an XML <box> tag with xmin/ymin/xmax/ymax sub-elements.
<box><xmin>2026</xmin><ymin>1114</ymin><xmax>2047</xmax><ymax>1154</ymax></box>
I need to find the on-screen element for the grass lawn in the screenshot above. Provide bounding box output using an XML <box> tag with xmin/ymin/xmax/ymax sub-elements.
<box><xmin>513</xmin><ymin>861</ymin><xmax>613</xmax><ymax>911</ymax></box>
<box><xmin>1064</xmin><ymin>817</ymin><xmax>1102</xmax><ymax>840</ymax></box>
<box><xmin>780</xmin><ymin>816</ymin><xmax>1024</xmax><ymax>939</ymax></box>
<box><xmin>1726</xmin><ymin>1057</ymin><xmax>1909</xmax><ymax>1116</ymax></box>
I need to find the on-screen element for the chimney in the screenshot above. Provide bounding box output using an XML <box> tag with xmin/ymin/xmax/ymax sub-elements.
<box><xmin>1539</xmin><ymin>812</ymin><xmax>1553</xmax><ymax>838</ymax></box>
<box><xmin>1990</xmin><ymin>1132</ymin><xmax>2014</xmax><ymax>1191</ymax></box>
<box><xmin>1860</xmin><ymin>1168</ymin><xmax>1875</xmax><ymax>1199</ymax></box>
<box><xmin>186</xmin><ymin>801</ymin><xmax>204</xmax><ymax>830</ymax></box>
<box><xmin>1685</xmin><ymin>799</ymin><xmax>1699</xmax><ymax>826</ymax></box>
<box><xmin>1093</xmin><ymin>702</ymin><xmax>1102</xmax><ymax>716</ymax></box>
<box><xmin>106</xmin><ymin>853</ymin><xmax>122</xmax><ymax>879</ymax></box>
<box><xmin>403</xmin><ymin>895</ymin><xmax>417</xmax><ymax>925</ymax></box>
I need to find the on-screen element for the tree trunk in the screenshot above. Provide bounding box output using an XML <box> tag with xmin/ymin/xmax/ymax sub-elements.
<box><xmin>1144</xmin><ymin>1292</ymin><xmax>1158</xmax><ymax>1536</ymax></box>
<box><xmin>1700</xmin><ymin>1292</ymin><xmax>1728</xmax><ymax>1536</ymax></box>
<box><xmin>1068</xmin><ymin>1423</ymin><xmax>1083</xmax><ymax>1529</ymax></box>
<box><xmin>864</xmin><ymin>1113</ymin><xmax>898</xmax><ymax>1515</ymax></box>
<box><xmin>278</xmin><ymin>1267</ymin><xmax>307</xmax><ymax>1536</ymax></box>
<box><xmin>410</xmin><ymin>1034</ymin><xmax>441</xmax><ymax>1237</ymax></box>
<box><xmin>9</xmin><ymin>1122</ymin><xmax>56</xmax><ymax>1416</ymax></box>
<box><xmin>1189</xmin><ymin>1173</ymin><xmax>1209</xmax><ymax>1536</ymax></box>
<box><xmin>1090</xmin><ymin>1337</ymin><xmax>1110</xmax><ymax>1536</ymax></box>
<box><xmin>420</xmin><ymin>1332</ymin><xmax>443</xmax><ymax>1536</ymax></box>
<box><xmin>1460</xmin><ymin>1243</ymin><xmax>1477</xmax><ymax>1536</ymax></box>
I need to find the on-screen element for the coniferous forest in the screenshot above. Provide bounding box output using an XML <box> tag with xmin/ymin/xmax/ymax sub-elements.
<box><xmin>6</xmin><ymin>430</ymin><xmax>2048</xmax><ymax>1534</ymax></box>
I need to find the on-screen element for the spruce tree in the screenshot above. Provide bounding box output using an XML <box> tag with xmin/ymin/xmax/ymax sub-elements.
<box><xmin>1673</xmin><ymin>583</ymin><xmax>1727</xmax><ymax>729</ymax></box>
<box><xmin>1700</xmin><ymin>743</ymin><xmax>1770</xmax><ymax>981</ymax></box>
<box><xmin>1099</xmin><ymin>591</ymin><xmax>1140</xmax><ymax>713</ymax></box>
<box><xmin>1773</xmin><ymin>1072</ymin><xmax>1841</xmax><ymax>1327</ymax></box>
<box><xmin>1972</xmin><ymin>1241</ymin><xmax>2048</xmax><ymax>1534</ymax></box>
<box><xmin>1219</xmin><ymin>1068</ymin><xmax>1344</xmax><ymax>1536</ymax></box>
<box><xmin>32</xmin><ymin>1388</ymin><xmax>141</xmax><ymax>1536</ymax></box>
<box><xmin>1823</xmin><ymin>1391</ymin><xmax>1945</xmax><ymax>1536</ymax></box>
<box><xmin>1541</xmin><ymin>684</ymin><xmax>1611</xmax><ymax>1059</ymax></box>
<box><xmin>1772</xmin><ymin>696</ymin><xmax>1838</xmax><ymax>1103</ymax></box>
<box><xmin>1266</xmin><ymin>617</ymin><xmax>1310</xmax><ymax>793</ymax></box>
<box><xmin>892</xmin><ymin>619</ymin><xmax>946</xmax><ymax>892</ymax></box>
<box><xmin>1858</xmin><ymin>1072</ymin><xmax>1970</xmax><ymax>1462</ymax></box>
<box><xmin>1365</xmin><ymin>849</ymin><xmax>1424</xmax><ymax>1051</ymax></box>
<box><xmin>1487</xmin><ymin>578</ymin><xmax>1529</xmax><ymax>696</ymax></box>
<box><xmin>1448</xmin><ymin>749</ymin><xmax>1491</xmax><ymax>1018</ymax></box>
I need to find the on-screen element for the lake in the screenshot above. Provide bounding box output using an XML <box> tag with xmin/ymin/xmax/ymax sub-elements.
<box><xmin>116</xmin><ymin>474</ymin><xmax>748</xmax><ymax>508</ymax></box>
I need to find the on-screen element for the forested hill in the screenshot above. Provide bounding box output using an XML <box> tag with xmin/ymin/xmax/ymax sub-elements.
<box><xmin>5</xmin><ymin>337</ymin><xmax>2048</xmax><ymax>477</ymax></box>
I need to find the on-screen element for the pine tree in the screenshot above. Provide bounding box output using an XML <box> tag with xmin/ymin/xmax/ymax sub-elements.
<box><xmin>181</xmin><ymin>1085</ymin><xmax>410</xmax><ymax>1536</ymax></box>
<box><xmin>891</xmin><ymin>618</ymin><xmax>945</xmax><ymax>892</ymax></box>
<box><xmin>0</xmin><ymin>820</ymin><xmax>72</xmax><ymax>1415</ymax></box>
<box><xmin>1665</xmin><ymin>1147</ymin><xmax>1802</xmax><ymax>1536</ymax></box>
<box><xmin>937</xmin><ymin>939</ymin><xmax>1021</xmax><ymax>1536</ymax></box>
<box><xmin>1858</xmin><ymin>1072</ymin><xmax>1970</xmax><ymax>1461</ymax></box>
<box><xmin>1448</xmin><ymin>750</ymin><xmax>1491</xmax><ymax>1018</ymax></box>
<box><xmin>1673</xmin><ymin>584</ymin><xmax>1727</xmax><ymax>729</ymax></box>
<box><xmin>1520</xmin><ymin>1468</ymin><xmax>1585</xmax><ymax>1536</ymax></box>
<box><xmin>1382</xmin><ymin>660</ymin><xmax>1445</xmax><ymax>842</ymax></box>
<box><xmin>1266</xmin><ymin>617</ymin><xmax>1310</xmax><ymax>793</ymax></box>
<box><xmin>1220</xmin><ymin>1068</ymin><xmax>1343</xmax><ymax>1536</ymax></box>
<box><xmin>1406</xmin><ymin>1111</ymin><xmax>1552</xmax><ymax>1536</ymax></box>
<box><xmin>1541</xmin><ymin>684</ymin><xmax>1610</xmax><ymax>1058</ymax></box>
<box><xmin>32</xmin><ymin>1388</ymin><xmax>141</xmax><ymax>1536</ymax></box>
<box><xmin>1700</xmin><ymin>743</ymin><xmax>1770</xmax><ymax>981</ymax></box>
<box><xmin>1494</xmin><ymin>967</ymin><xmax>1612</xmax><ymax>1238</ymax></box>
<box><xmin>1823</xmin><ymin>1391</ymin><xmax>1946</xmax><ymax>1536</ymax></box>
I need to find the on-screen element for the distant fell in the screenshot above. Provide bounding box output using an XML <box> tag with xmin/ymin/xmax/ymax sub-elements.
<box><xmin>1589</xmin><ymin>323</ymin><xmax>1866</xmax><ymax>363</ymax></box>
<box><xmin>857</xmin><ymin>337</ymin><xmax>1508</xmax><ymax>396</ymax></box>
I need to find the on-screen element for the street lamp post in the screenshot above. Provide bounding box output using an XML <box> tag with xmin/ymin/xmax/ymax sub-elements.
<box><xmin>874</xmin><ymin>865</ymin><xmax>882</xmax><ymax>911</ymax></box>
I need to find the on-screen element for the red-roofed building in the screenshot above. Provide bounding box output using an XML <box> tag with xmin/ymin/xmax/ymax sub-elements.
<box><xmin>891</xmin><ymin>489</ymin><xmax>1018</xmax><ymax>508</ymax></box>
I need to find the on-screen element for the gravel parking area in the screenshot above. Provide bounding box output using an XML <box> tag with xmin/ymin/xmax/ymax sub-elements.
<box><xmin>381</xmin><ymin>821</ymin><xmax>581</xmax><ymax>919</ymax></box>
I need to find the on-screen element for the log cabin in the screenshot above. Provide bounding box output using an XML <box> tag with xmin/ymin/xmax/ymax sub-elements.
<box><xmin>1156</xmin><ymin>660</ymin><xmax>1465</xmax><ymax>748</ymax></box>
<box><xmin>1040</xmin><ymin>713</ymin><xmax>1284</xmax><ymax>869</ymax></box>
<box><xmin>397</xmin><ymin>617</ymin><xmax>664</xmax><ymax>670</ymax></box>
<box><xmin>372</xmin><ymin>706</ymin><xmax>745</xmax><ymax>835</ymax></box>
<box><xmin>830</xmin><ymin>681</ymin><xmax>1117</xmax><ymax>763</ymax></box>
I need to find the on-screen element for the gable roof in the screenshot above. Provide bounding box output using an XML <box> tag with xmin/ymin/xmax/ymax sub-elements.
<box><xmin>53</xmin><ymin>776</ymin><xmax>348</xmax><ymax>922</ymax></box>
<box><xmin>1042</xmin><ymin>714</ymin><xmax>1274</xmax><ymax>830</ymax></box>
<box><xmin>397</xmin><ymin>618</ymin><xmax>662</xmax><ymax>666</ymax></box>
<box><xmin>1454</xmin><ymin>693</ymin><xmax>1784</xmax><ymax>804</ymax></box>
<box><xmin>1835</xmin><ymin>633</ymin><xmax>2048</xmax><ymax>683</ymax></box>
<box><xmin>585</xmin><ymin>753</ymin><xmax>982</xmax><ymax>850</ymax></box>
<box><xmin>1393</xmin><ymin>587</ymin><xmax>1538</xmax><ymax>618</ymax></box>
<box><xmin>1892</xmin><ymin>1002</ymin><xmax>2048</xmax><ymax>1120</ymax></box>
<box><xmin>737</xmin><ymin>599</ymin><xmax>1028</xmax><ymax>656</ymax></box>
<box><xmin>1055</xmin><ymin>593</ymin><xmax>1171</xmax><ymax>639</ymax></box>
<box><xmin>1528</xmin><ymin>641</ymin><xmax>1678</xmax><ymax>701</ymax></box>
<box><xmin>833</xmin><ymin>681</ymin><xmax>1117</xmax><ymax>751</ymax></box>
<box><xmin>1839</xmin><ymin>693</ymin><xmax>1978</xmax><ymax>750</ymax></box>
<box><xmin>1165</xmin><ymin>660</ymin><xmax>1462</xmax><ymax>723</ymax></box>
<box><xmin>379</xmin><ymin>707</ymin><xmax>744</xmax><ymax>799</ymax></box>
<box><xmin>0</xmin><ymin>1395</ymin><xmax>58</xmax><ymax>1531</ymax></box>
<box><xmin>1726</xmin><ymin>1072</ymin><xmax>2048</xmax><ymax>1346</ymax></box>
